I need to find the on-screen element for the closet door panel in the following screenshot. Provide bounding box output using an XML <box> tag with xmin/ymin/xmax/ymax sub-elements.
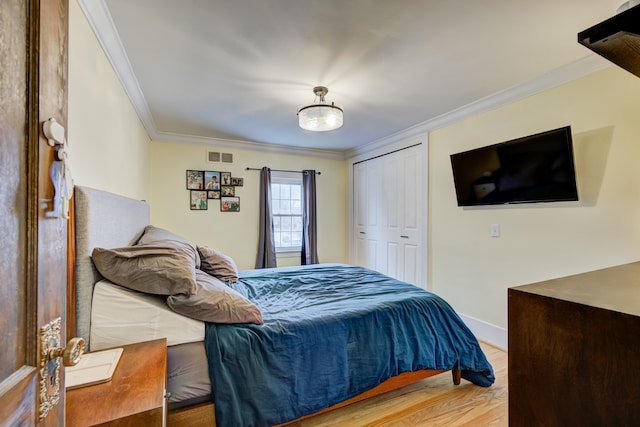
<box><xmin>402</xmin><ymin>153</ymin><xmax>420</xmax><ymax>232</ymax></box>
<box><xmin>383</xmin><ymin>146</ymin><xmax>422</xmax><ymax>284</ymax></box>
<box><xmin>386</xmin><ymin>242</ymin><xmax>399</xmax><ymax>279</ymax></box>
<box><xmin>402</xmin><ymin>243</ymin><xmax>419</xmax><ymax>284</ymax></box>
<box><xmin>353</xmin><ymin>158</ymin><xmax>385</xmax><ymax>272</ymax></box>
<box><xmin>354</xmin><ymin>162</ymin><xmax>367</xmax><ymax>230</ymax></box>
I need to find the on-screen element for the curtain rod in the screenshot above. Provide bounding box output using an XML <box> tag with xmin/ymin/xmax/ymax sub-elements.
<box><xmin>246</xmin><ymin>167</ymin><xmax>321</xmax><ymax>175</ymax></box>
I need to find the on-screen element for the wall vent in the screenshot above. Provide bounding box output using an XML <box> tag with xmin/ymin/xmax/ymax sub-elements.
<box><xmin>207</xmin><ymin>151</ymin><xmax>221</xmax><ymax>163</ymax></box>
<box><xmin>221</xmin><ymin>153</ymin><xmax>233</xmax><ymax>163</ymax></box>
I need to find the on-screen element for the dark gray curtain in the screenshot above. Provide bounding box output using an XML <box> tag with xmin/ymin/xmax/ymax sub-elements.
<box><xmin>255</xmin><ymin>167</ymin><xmax>277</xmax><ymax>268</ymax></box>
<box><xmin>301</xmin><ymin>170</ymin><xmax>319</xmax><ymax>265</ymax></box>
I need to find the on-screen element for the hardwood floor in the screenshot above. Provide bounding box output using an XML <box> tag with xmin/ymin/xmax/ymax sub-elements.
<box><xmin>167</xmin><ymin>342</ymin><xmax>507</xmax><ymax>427</ymax></box>
<box><xmin>281</xmin><ymin>342</ymin><xmax>508</xmax><ymax>427</ymax></box>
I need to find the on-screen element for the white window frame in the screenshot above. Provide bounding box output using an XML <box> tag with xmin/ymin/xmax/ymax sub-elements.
<box><xmin>270</xmin><ymin>171</ymin><xmax>303</xmax><ymax>254</ymax></box>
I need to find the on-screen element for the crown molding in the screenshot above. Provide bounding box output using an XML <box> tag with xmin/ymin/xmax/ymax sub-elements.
<box><xmin>79</xmin><ymin>0</ymin><xmax>612</xmax><ymax>162</ymax></box>
<box><xmin>153</xmin><ymin>131</ymin><xmax>347</xmax><ymax>160</ymax></box>
<box><xmin>77</xmin><ymin>0</ymin><xmax>159</xmax><ymax>140</ymax></box>
<box><xmin>347</xmin><ymin>54</ymin><xmax>612</xmax><ymax>159</ymax></box>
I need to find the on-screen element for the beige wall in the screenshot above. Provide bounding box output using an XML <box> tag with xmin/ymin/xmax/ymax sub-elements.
<box><xmin>429</xmin><ymin>66</ymin><xmax>640</xmax><ymax>330</ymax></box>
<box><xmin>149</xmin><ymin>141</ymin><xmax>348</xmax><ymax>270</ymax></box>
<box><xmin>68</xmin><ymin>0</ymin><xmax>151</xmax><ymax>200</ymax></box>
<box><xmin>70</xmin><ymin>0</ymin><xmax>640</xmax><ymax>334</ymax></box>
<box><xmin>69</xmin><ymin>0</ymin><xmax>347</xmax><ymax>271</ymax></box>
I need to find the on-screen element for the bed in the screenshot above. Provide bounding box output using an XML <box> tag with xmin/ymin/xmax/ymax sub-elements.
<box><xmin>69</xmin><ymin>185</ymin><xmax>494</xmax><ymax>426</ymax></box>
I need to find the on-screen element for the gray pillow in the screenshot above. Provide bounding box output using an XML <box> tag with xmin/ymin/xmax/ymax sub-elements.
<box><xmin>167</xmin><ymin>270</ymin><xmax>263</xmax><ymax>324</ymax></box>
<box><xmin>92</xmin><ymin>243</ymin><xmax>198</xmax><ymax>296</ymax></box>
<box><xmin>197</xmin><ymin>246</ymin><xmax>238</xmax><ymax>283</ymax></box>
<box><xmin>137</xmin><ymin>225</ymin><xmax>201</xmax><ymax>268</ymax></box>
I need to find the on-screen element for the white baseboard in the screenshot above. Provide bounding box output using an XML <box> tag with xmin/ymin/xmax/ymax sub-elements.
<box><xmin>458</xmin><ymin>313</ymin><xmax>508</xmax><ymax>351</ymax></box>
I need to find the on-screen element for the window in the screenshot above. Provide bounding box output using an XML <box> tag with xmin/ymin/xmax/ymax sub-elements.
<box><xmin>271</xmin><ymin>174</ymin><xmax>302</xmax><ymax>252</ymax></box>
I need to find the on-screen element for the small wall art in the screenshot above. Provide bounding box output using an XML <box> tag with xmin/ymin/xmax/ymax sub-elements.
<box><xmin>186</xmin><ymin>170</ymin><xmax>204</xmax><ymax>190</ymax></box>
<box><xmin>221</xmin><ymin>196</ymin><xmax>240</xmax><ymax>212</ymax></box>
<box><xmin>204</xmin><ymin>171</ymin><xmax>220</xmax><ymax>190</ymax></box>
<box><xmin>220</xmin><ymin>172</ymin><xmax>232</xmax><ymax>186</ymax></box>
<box><xmin>190</xmin><ymin>190</ymin><xmax>208</xmax><ymax>210</ymax></box>
<box><xmin>221</xmin><ymin>185</ymin><xmax>235</xmax><ymax>197</ymax></box>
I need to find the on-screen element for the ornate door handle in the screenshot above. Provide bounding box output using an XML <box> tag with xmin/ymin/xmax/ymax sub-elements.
<box><xmin>39</xmin><ymin>318</ymin><xmax>85</xmax><ymax>420</ymax></box>
<box><xmin>48</xmin><ymin>337</ymin><xmax>85</xmax><ymax>367</ymax></box>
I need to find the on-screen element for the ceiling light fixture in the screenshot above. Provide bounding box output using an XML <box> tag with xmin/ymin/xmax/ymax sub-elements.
<box><xmin>297</xmin><ymin>86</ymin><xmax>343</xmax><ymax>132</ymax></box>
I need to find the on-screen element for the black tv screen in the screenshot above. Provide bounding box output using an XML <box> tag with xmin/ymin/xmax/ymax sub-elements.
<box><xmin>450</xmin><ymin>126</ymin><xmax>578</xmax><ymax>206</ymax></box>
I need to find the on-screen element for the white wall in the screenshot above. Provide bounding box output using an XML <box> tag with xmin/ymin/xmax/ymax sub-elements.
<box><xmin>68</xmin><ymin>0</ymin><xmax>151</xmax><ymax>200</ymax></box>
<box><xmin>149</xmin><ymin>140</ymin><xmax>348</xmax><ymax>270</ymax></box>
<box><xmin>429</xmin><ymin>66</ymin><xmax>640</xmax><ymax>336</ymax></box>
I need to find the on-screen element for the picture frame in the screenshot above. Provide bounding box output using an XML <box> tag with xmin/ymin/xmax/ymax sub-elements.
<box><xmin>231</xmin><ymin>177</ymin><xmax>243</xmax><ymax>187</ymax></box>
<box><xmin>207</xmin><ymin>190</ymin><xmax>221</xmax><ymax>199</ymax></box>
<box><xmin>221</xmin><ymin>185</ymin><xmax>235</xmax><ymax>197</ymax></box>
<box><xmin>186</xmin><ymin>170</ymin><xmax>204</xmax><ymax>190</ymax></box>
<box><xmin>220</xmin><ymin>172</ymin><xmax>232</xmax><ymax>186</ymax></box>
<box><xmin>204</xmin><ymin>171</ymin><xmax>221</xmax><ymax>190</ymax></box>
<box><xmin>190</xmin><ymin>190</ymin><xmax>208</xmax><ymax>210</ymax></box>
<box><xmin>220</xmin><ymin>196</ymin><xmax>240</xmax><ymax>212</ymax></box>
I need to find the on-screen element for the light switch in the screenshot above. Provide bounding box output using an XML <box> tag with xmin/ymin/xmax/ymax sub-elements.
<box><xmin>491</xmin><ymin>224</ymin><xmax>500</xmax><ymax>237</ymax></box>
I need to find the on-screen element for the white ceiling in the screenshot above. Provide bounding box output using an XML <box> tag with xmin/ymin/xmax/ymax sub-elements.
<box><xmin>79</xmin><ymin>0</ymin><xmax>622</xmax><ymax>156</ymax></box>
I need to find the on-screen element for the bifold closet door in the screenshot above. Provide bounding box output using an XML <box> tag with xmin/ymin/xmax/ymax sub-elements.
<box><xmin>383</xmin><ymin>147</ymin><xmax>422</xmax><ymax>284</ymax></box>
<box><xmin>353</xmin><ymin>144</ymin><xmax>423</xmax><ymax>285</ymax></box>
<box><xmin>354</xmin><ymin>158</ymin><xmax>385</xmax><ymax>273</ymax></box>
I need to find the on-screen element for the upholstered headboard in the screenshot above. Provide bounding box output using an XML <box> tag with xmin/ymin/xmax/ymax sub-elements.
<box><xmin>74</xmin><ymin>186</ymin><xmax>150</xmax><ymax>349</ymax></box>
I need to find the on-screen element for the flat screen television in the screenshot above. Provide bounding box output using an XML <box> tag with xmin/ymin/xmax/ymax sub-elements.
<box><xmin>450</xmin><ymin>126</ymin><xmax>578</xmax><ymax>206</ymax></box>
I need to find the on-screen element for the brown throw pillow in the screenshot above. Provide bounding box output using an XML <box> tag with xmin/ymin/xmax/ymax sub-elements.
<box><xmin>197</xmin><ymin>246</ymin><xmax>239</xmax><ymax>283</ymax></box>
<box><xmin>167</xmin><ymin>270</ymin><xmax>263</xmax><ymax>324</ymax></box>
<box><xmin>92</xmin><ymin>243</ymin><xmax>198</xmax><ymax>296</ymax></box>
<box><xmin>137</xmin><ymin>225</ymin><xmax>201</xmax><ymax>268</ymax></box>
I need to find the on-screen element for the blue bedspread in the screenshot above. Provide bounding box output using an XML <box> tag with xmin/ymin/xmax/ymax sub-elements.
<box><xmin>204</xmin><ymin>264</ymin><xmax>494</xmax><ymax>427</ymax></box>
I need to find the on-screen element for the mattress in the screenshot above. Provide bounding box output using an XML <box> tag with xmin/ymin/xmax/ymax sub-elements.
<box><xmin>167</xmin><ymin>341</ymin><xmax>212</xmax><ymax>407</ymax></box>
<box><xmin>90</xmin><ymin>280</ymin><xmax>205</xmax><ymax>350</ymax></box>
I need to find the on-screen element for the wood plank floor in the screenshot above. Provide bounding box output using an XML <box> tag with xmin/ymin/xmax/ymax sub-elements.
<box><xmin>281</xmin><ymin>342</ymin><xmax>507</xmax><ymax>427</ymax></box>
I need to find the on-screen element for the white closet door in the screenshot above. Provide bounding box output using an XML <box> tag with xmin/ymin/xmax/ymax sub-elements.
<box><xmin>384</xmin><ymin>146</ymin><xmax>422</xmax><ymax>284</ymax></box>
<box><xmin>353</xmin><ymin>158</ymin><xmax>385</xmax><ymax>272</ymax></box>
<box><xmin>353</xmin><ymin>144</ymin><xmax>423</xmax><ymax>285</ymax></box>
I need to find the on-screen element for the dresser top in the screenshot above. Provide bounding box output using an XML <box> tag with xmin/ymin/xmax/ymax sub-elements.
<box><xmin>510</xmin><ymin>261</ymin><xmax>640</xmax><ymax>317</ymax></box>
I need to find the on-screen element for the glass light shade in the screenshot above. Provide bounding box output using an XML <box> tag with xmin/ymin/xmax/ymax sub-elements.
<box><xmin>297</xmin><ymin>103</ymin><xmax>344</xmax><ymax>132</ymax></box>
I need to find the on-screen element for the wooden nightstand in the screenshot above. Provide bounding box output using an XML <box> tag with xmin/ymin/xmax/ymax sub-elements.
<box><xmin>66</xmin><ymin>338</ymin><xmax>167</xmax><ymax>427</ymax></box>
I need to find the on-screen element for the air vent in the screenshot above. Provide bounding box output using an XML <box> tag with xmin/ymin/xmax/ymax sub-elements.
<box><xmin>221</xmin><ymin>153</ymin><xmax>233</xmax><ymax>163</ymax></box>
<box><xmin>207</xmin><ymin>151</ymin><xmax>220</xmax><ymax>163</ymax></box>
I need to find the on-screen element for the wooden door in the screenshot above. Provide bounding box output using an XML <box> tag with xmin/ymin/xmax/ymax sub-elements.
<box><xmin>0</xmin><ymin>0</ymin><xmax>69</xmax><ymax>426</ymax></box>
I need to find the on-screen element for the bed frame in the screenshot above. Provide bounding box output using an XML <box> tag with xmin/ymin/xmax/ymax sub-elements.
<box><xmin>66</xmin><ymin>185</ymin><xmax>460</xmax><ymax>426</ymax></box>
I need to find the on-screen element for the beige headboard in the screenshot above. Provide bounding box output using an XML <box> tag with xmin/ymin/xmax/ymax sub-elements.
<box><xmin>73</xmin><ymin>186</ymin><xmax>150</xmax><ymax>349</ymax></box>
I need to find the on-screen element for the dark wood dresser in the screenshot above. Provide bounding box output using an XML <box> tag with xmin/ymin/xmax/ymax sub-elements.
<box><xmin>508</xmin><ymin>261</ymin><xmax>640</xmax><ymax>426</ymax></box>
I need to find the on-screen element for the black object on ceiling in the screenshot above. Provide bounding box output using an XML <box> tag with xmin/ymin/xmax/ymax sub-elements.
<box><xmin>578</xmin><ymin>4</ymin><xmax>640</xmax><ymax>78</ymax></box>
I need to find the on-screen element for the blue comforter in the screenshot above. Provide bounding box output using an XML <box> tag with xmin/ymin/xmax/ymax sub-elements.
<box><xmin>204</xmin><ymin>264</ymin><xmax>494</xmax><ymax>427</ymax></box>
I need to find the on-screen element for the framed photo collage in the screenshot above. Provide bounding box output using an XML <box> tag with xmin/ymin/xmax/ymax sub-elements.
<box><xmin>186</xmin><ymin>170</ymin><xmax>243</xmax><ymax>212</ymax></box>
